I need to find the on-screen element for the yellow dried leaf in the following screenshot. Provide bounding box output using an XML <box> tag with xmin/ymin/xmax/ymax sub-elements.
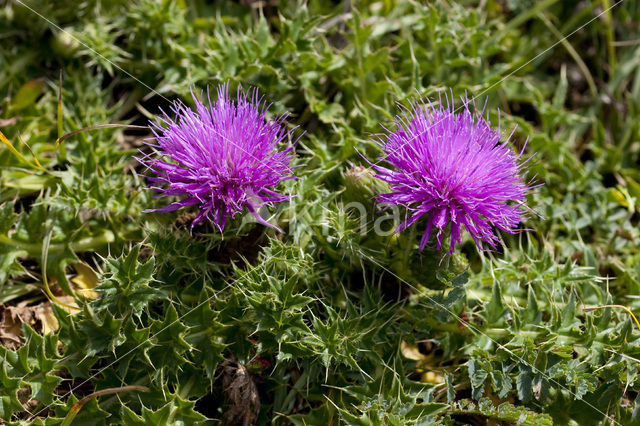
<box><xmin>607</xmin><ymin>188</ymin><xmax>628</xmax><ymax>208</ymax></box>
<box><xmin>33</xmin><ymin>303</ymin><xmax>59</xmax><ymax>334</ymax></box>
<box><xmin>400</xmin><ymin>340</ymin><xmax>428</xmax><ymax>361</ymax></box>
<box><xmin>71</xmin><ymin>262</ymin><xmax>99</xmax><ymax>298</ymax></box>
<box><xmin>420</xmin><ymin>371</ymin><xmax>445</xmax><ymax>384</ymax></box>
<box><xmin>401</xmin><ymin>341</ymin><xmax>445</xmax><ymax>384</ymax></box>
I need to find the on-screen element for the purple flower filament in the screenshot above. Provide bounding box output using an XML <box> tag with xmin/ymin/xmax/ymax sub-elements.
<box><xmin>139</xmin><ymin>84</ymin><xmax>295</xmax><ymax>231</ymax></box>
<box><xmin>372</xmin><ymin>95</ymin><xmax>529</xmax><ymax>254</ymax></box>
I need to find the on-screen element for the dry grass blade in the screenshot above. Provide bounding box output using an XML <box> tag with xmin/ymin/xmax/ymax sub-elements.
<box><xmin>56</xmin><ymin>124</ymin><xmax>149</xmax><ymax>146</ymax></box>
<box><xmin>583</xmin><ymin>304</ymin><xmax>640</xmax><ymax>331</ymax></box>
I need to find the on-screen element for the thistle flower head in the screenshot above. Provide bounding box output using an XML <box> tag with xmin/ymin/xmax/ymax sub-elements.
<box><xmin>372</xmin><ymin>95</ymin><xmax>529</xmax><ymax>254</ymax></box>
<box><xmin>139</xmin><ymin>84</ymin><xmax>295</xmax><ymax>231</ymax></box>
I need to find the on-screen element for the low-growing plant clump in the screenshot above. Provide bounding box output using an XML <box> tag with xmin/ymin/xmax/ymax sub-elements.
<box><xmin>1</xmin><ymin>1</ymin><xmax>640</xmax><ymax>424</ymax></box>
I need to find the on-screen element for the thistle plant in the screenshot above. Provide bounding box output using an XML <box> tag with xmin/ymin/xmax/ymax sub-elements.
<box><xmin>2</xmin><ymin>1</ymin><xmax>640</xmax><ymax>425</ymax></box>
<box><xmin>138</xmin><ymin>84</ymin><xmax>296</xmax><ymax>231</ymax></box>
<box><xmin>372</xmin><ymin>96</ymin><xmax>529</xmax><ymax>253</ymax></box>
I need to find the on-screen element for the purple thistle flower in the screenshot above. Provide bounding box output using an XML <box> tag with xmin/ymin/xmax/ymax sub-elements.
<box><xmin>371</xmin><ymin>95</ymin><xmax>529</xmax><ymax>254</ymax></box>
<box><xmin>139</xmin><ymin>84</ymin><xmax>296</xmax><ymax>231</ymax></box>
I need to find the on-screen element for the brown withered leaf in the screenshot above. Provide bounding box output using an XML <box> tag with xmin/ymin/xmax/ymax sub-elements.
<box><xmin>0</xmin><ymin>296</ymin><xmax>76</xmax><ymax>349</ymax></box>
<box><xmin>0</xmin><ymin>304</ymin><xmax>25</xmax><ymax>350</ymax></box>
<box><xmin>220</xmin><ymin>358</ymin><xmax>261</xmax><ymax>426</ymax></box>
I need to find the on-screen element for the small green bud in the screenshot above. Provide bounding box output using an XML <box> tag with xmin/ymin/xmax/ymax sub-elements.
<box><xmin>50</xmin><ymin>30</ymin><xmax>81</xmax><ymax>59</ymax></box>
<box><xmin>344</xmin><ymin>165</ymin><xmax>378</xmax><ymax>203</ymax></box>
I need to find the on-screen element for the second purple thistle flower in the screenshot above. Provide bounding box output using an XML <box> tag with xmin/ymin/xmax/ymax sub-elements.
<box><xmin>139</xmin><ymin>85</ymin><xmax>296</xmax><ymax>231</ymax></box>
<box><xmin>372</xmin><ymin>95</ymin><xmax>530</xmax><ymax>254</ymax></box>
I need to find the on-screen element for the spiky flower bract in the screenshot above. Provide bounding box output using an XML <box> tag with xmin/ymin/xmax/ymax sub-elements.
<box><xmin>372</xmin><ymin>96</ymin><xmax>529</xmax><ymax>254</ymax></box>
<box><xmin>139</xmin><ymin>84</ymin><xmax>296</xmax><ymax>231</ymax></box>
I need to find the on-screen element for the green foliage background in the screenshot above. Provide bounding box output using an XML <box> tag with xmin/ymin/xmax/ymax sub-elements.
<box><xmin>1</xmin><ymin>0</ymin><xmax>640</xmax><ymax>424</ymax></box>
